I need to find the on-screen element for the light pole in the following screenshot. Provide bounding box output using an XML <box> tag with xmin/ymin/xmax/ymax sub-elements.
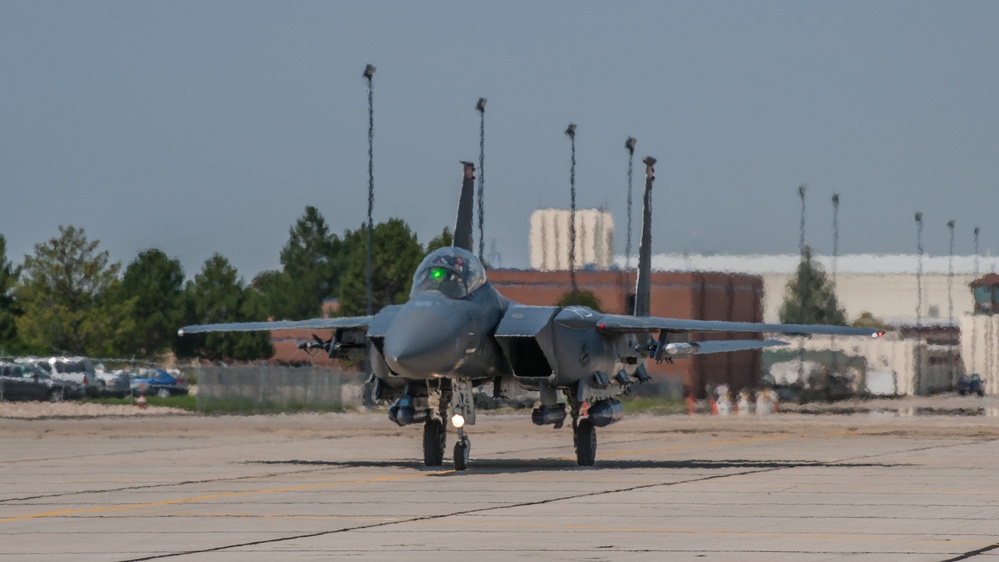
<box><xmin>831</xmin><ymin>194</ymin><xmax>839</xmax><ymax>287</ymax></box>
<box><xmin>625</xmin><ymin>136</ymin><xmax>636</xmax><ymax>270</ymax></box>
<box><xmin>566</xmin><ymin>124</ymin><xmax>577</xmax><ymax>303</ymax></box>
<box><xmin>797</xmin><ymin>184</ymin><xmax>807</xmax><ymax>387</ymax></box>
<box><xmin>364</xmin><ymin>64</ymin><xmax>376</xmax><ymax>316</ymax></box>
<box><xmin>972</xmin><ymin>227</ymin><xmax>980</xmax><ymax>378</ymax></box>
<box><xmin>798</xmin><ymin>185</ymin><xmax>807</xmax><ymax>258</ymax></box>
<box><xmin>476</xmin><ymin>98</ymin><xmax>486</xmax><ymax>263</ymax></box>
<box><xmin>831</xmin><ymin>193</ymin><xmax>840</xmax><ymax>374</ymax></box>
<box><xmin>947</xmin><ymin>219</ymin><xmax>956</xmax><ymax>384</ymax></box>
<box><xmin>915</xmin><ymin>211</ymin><xmax>924</xmax><ymax>394</ymax></box>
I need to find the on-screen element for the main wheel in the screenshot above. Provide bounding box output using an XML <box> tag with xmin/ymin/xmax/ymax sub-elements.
<box><xmin>423</xmin><ymin>419</ymin><xmax>446</xmax><ymax>466</ymax></box>
<box><xmin>574</xmin><ymin>418</ymin><xmax>596</xmax><ymax>466</ymax></box>
<box><xmin>48</xmin><ymin>387</ymin><xmax>65</xmax><ymax>403</ymax></box>
<box><xmin>454</xmin><ymin>437</ymin><xmax>470</xmax><ymax>471</ymax></box>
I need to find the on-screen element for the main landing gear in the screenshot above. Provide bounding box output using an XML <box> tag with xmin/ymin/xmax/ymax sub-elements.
<box><xmin>423</xmin><ymin>418</ymin><xmax>446</xmax><ymax>466</ymax></box>
<box><xmin>568</xmin><ymin>397</ymin><xmax>599</xmax><ymax>467</ymax></box>
<box><xmin>573</xmin><ymin>417</ymin><xmax>596</xmax><ymax>466</ymax></box>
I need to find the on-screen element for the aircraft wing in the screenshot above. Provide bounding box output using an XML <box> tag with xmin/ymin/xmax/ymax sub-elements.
<box><xmin>178</xmin><ymin>316</ymin><xmax>373</xmax><ymax>336</ymax></box>
<box><xmin>595</xmin><ymin>315</ymin><xmax>885</xmax><ymax>339</ymax></box>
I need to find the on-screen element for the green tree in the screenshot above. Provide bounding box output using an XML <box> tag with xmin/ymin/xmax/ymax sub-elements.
<box><xmin>425</xmin><ymin>227</ymin><xmax>453</xmax><ymax>253</ymax></box>
<box><xmin>0</xmin><ymin>234</ymin><xmax>22</xmax><ymax>353</ymax></box>
<box><xmin>177</xmin><ymin>254</ymin><xmax>272</xmax><ymax>361</ymax></box>
<box><xmin>852</xmin><ymin>311</ymin><xmax>888</xmax><ymax>330</ymax></box>
<box><xmin>338</xmin><ymin>219</ymin><xmax>424</xmax><ymax>316</ymax></box>
<box><xmin>113</xmin><ymin>249</ymin><xmax>185</xmax><ymax>357</ymax></box>
<box><xmin>14</xmin><ymin>226</ymin><xmax>134</xmax><ymax>356</ymax></box>
<box><xmin>555</xmin><ymin>289</ymin><xmax>603</xmax><ymax>312</ymax></box>
<box><xmin>269</xmin><ymin>206</ymin><xmax>344</xmax><ymax>320</ymax></box>
<box><xmin>251</xmin><ymin>268</ymin><xmax>291</xmax><ymax>317</ymax></box>
<box><xmin>778</xmin><ymin>251</ymin><xmax>846</xmax><ymax>325</ymax></box>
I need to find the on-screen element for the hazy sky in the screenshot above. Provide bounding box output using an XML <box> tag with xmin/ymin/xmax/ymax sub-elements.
<box><xmin>3</xmin><ymin>1</ymin><xmax>998</xmax><ymax>280</ymax></box>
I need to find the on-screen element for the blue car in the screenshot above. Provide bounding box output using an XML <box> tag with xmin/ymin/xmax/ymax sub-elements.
<box><xmin>956</xmin><ymin>374</ymin><xmax>984</xmax><ymax>397</ymax></box>
<box><xmin>130</xmin><ymin>369</ymin><xmax>189</xmax><ymax>398</ymax></box>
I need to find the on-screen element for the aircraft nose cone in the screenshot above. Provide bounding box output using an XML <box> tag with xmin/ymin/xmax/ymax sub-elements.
<box><xmin>384</xmin><ymin>308</ymin><xmax>456</xmax><ymax>377</ymax></box>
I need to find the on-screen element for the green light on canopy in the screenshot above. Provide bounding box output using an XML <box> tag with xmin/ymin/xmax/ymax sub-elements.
<box><xmin>431</xmin><ymin>268</ymin><xmax>446</xmax><ymax>280</ymax></box>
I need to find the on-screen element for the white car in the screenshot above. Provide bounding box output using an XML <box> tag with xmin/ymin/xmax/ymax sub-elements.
<box><xmin>17</xmin><ymin>357</ymin><xmax>102</xmax><ymax>397</ymax></box>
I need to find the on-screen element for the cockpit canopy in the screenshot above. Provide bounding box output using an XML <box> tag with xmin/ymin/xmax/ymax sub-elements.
<box><xmin>411</xmin><ymin>247</ymin><xmax>486</xmax><ymax>299</ymax></box>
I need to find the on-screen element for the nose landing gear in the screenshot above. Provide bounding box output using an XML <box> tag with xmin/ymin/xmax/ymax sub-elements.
<box><xmin>450</xmin><ymin>378</ymin><xmax>475</xmax><ymax>471</ymax></box>
<box><xmin>421</xmin><ymin>378</ymin><xmax>475</xmax><ymax>471</ymax></box>
<box><xmin>454</xmin><ymin>434</ymin><xmax>471</xmax><ymax>471</ymax></box>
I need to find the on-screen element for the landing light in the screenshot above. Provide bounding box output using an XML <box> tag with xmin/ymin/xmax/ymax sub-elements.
<box><xmin>451</xmin><ymin>413</ymin><xmax>465</xmax><ymax>428</ymax></box>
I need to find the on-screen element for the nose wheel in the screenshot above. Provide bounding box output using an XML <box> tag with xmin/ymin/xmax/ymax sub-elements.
<box><xmin>454</xmin><ymin>435</ymin><xmax>471</xmax><ymax>471</ymax></box>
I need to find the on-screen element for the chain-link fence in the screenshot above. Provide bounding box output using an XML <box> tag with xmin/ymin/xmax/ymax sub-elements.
<box><xmin>195</xmin><ymin>364</ymin><xmax>366</xmax><ymax>414</ymax></box>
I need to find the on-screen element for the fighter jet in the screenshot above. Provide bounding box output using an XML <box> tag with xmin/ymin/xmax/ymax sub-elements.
<box><xmin>180</xmin><ymin>159</ymin><xmax>884</xmax><ymax>470</ymax></box>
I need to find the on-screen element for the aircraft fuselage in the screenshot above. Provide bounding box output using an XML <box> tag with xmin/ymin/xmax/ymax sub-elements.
<box><xmin>374</xmin><ymin>284</ymin><xmax>509</xmax><ymax>383</ymax></box>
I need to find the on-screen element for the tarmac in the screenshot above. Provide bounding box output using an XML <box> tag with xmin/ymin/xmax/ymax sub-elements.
<box><xmin>3</xmin><ymin>401</ymin><xmax>999</xmax><ymax>561</ymax></box>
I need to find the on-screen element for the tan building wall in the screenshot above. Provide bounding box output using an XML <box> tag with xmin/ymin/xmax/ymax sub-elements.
<box><xmin>762</xmin><ymin>272</ymin><xmax>978</xmax><ymax>325</ymax></box>
<box><xmin>529</xmin><ymin>209</ymin><xmax>614</xmax><ymax>271</ymax></box>
<box><xmin>782</xmin><ymin>334</ymin><xmax>956</xmax><ymax>396</ymax></box>
<box><xmin>960</xmin><ymin>315</ymin><xmax>999</xmax><ymax>395</ymax></box>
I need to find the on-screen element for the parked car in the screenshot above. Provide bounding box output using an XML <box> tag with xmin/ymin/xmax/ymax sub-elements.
<box><xmin>17</xmin><ymin>357</ymin><xmax>101</xmax><ymax>397</ymax></box>
<box><xmin>957</xmin><ymin>374</ymin><xmax>985</xmax><ymax>397</ymax></box>
<box><xmin>15</xmin><ymin>359</ymin><xmax>87</xmax><ymax>399</ymax></box>
<box><xmin>0</xmin><ymin>362</ymin><xmax>74</xmax><ymax>402</ymax></box>
<box><xmin>93</xmin><ymin>364</ymin><xmax>131</xmax><ymax>398</ymax></box>
<box><xmin>130</xmin><ymin>369</ymin><xmax>188</xmax><ymax>398</ymax></box>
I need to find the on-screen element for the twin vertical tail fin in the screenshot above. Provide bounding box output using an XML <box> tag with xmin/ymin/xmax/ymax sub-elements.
<box><xmin>453</xmin><ymin>162</ymin><xmax>476</xmax><ymax>251</ymax></box>
<box><xmin>633</xmin><ymin>157</ymin><xmax>656</xmax><ymax>317</ymax></box>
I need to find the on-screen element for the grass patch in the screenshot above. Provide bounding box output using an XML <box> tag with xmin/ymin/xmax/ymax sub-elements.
<box><xmin>85</xmin><ymin>394</ymin><xmax>198</xmax><ymax>412</ymax></box>
<box><xmin>619</xmin><ymin>395</ymin><xmax>686</xmax><ymax>416</ymax></box>
<box><xmin>195</xmin><ymin>398</ymin><xmax>346</xmax><ymax>415</ymax></box>
<box><xmin>86</xmin><ymin>395</ymin><xmax>346</xmax><ymax>415</ymax></box>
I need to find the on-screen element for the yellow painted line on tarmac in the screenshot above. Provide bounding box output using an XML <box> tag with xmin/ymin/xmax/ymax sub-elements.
<box><xmin>109</xmin><ymin>510</ymin><xmax>999</xmax><ymax>549</ymax></box>
<box><xmin>161</xmin><ymin>511</ymin><xmax>400</xmax><ymax>523</ymax></box>
<box><xmin>0</xmin><ymin>471</ymin><xmax>448</xmax><ymax>523</ymax></box>
<box><xmin>559</xmin><ymin>434</ymin><xmax>795</xmax><ymax>461</ymax></box>
<box><xmin>412</xmin><ymin>518</ymin><xmax>992</xmax><ymax>547</ymax></box>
